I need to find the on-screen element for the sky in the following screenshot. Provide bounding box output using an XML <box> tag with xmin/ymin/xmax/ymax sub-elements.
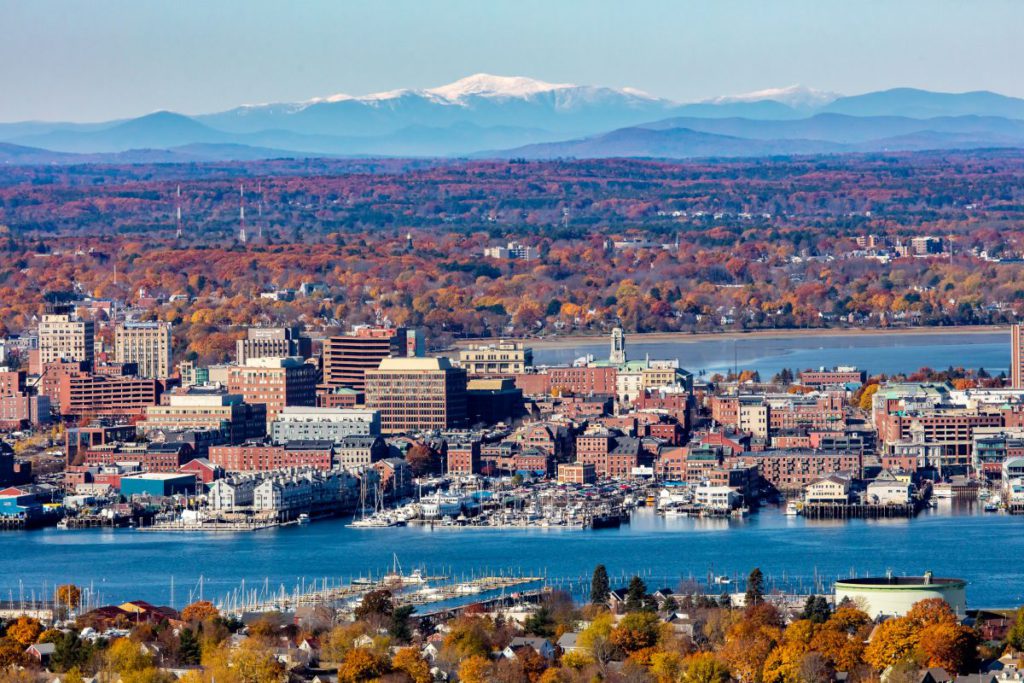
<box><xmin>1</xmin><ymin>0</ymin><xmax>1023</xmax><ymax>122</ymax></box>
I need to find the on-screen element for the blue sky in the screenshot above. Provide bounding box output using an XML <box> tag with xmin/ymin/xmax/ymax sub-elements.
<box><xmin>2</xmin><ymin>0</ymin><xmax>1022</xmax><ymax>122</ymax></box>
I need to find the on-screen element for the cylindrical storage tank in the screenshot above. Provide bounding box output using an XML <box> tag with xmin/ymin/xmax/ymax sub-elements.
<box><xmin>834</xmin><ymin>572</ymin><xmax>966</xmax><ymax>619</ymax></box>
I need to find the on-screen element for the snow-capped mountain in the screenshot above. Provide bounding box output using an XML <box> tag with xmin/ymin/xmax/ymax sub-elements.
<box><xmin>4</xmin><ymin>74</ymin><xmax>1024</xmax><ymax>160</ymax></box>
<box><xmin>198</xmin><ymin>74</ymin><xmax>675</xmax><ymax>138</ymax></box>
<box><xmin>704</xmin><ymin>85</ymin><xmax>841</xmax><ymax>110</ymax></box>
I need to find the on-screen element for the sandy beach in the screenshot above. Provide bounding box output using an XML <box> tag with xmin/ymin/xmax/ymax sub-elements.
<box><xmin>451</xmin><ymin>324</ymin><xmax>1009</xmax><ymax>350</ymax></box>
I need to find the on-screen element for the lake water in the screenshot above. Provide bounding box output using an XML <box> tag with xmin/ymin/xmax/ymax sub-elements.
<box><xmin>532</xmin><ymin>330</ymin><xmax>1010</xmax><ymax>378</ymax></box>
<box><xmin>2</xmin><ymin>505</ymin><xmax>1022</xmax><ymax>610</ymax></box>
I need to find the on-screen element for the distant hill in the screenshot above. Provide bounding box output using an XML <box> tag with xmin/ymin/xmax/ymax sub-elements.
<box><xmin>4</xmin><ymin>76</ymin><xmax>1024</xmax><ymax>160</ymax></box>
<box><xmin>822</xmin><ymin>88</ymin><xmax>1024</xmax><ymax>119</ymax></box>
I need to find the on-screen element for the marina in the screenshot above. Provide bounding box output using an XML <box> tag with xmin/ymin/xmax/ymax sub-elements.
<box><xmin>3</xmin><ymin>504</ymin><xmax>1024</xmax><ymax>609</ymax></box>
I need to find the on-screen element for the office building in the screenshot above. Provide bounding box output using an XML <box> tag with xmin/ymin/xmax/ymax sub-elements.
<box><xmin>364</xmin><ymin>357</ymin><xmax>467</xmax><ymax>434</ymax></box>
<box><xmin>227</xmin><ymin>357</ymin><xmax>317</xmax><ymax>424</ymax></box>
<box><xmin>235</xmin><ymin>326</ymin><xmax>311</xmax><ymax>364</ymax></box>
<box><xmin>39</xmin><ymin>313</ymin><xmax>94</xmax><ymax>365</ymax></box>
<box><xmin>322</xmin><ymin>326</ymin><xmax>422</xmax><ymax>392</ymax></box>
<box><xmin>138</xmin><ymin>390</ymin><xmax>267</xmax><ymax>444</ymax></box>
<box><xmin>458</xmin><ymin>340</ymin><xmax>533</xmax><ymax>376</ymax></box>
<box><xmin>115</xmin><ymin>321</ymin><xmax>172</xmax><ymax>379</ymax></box>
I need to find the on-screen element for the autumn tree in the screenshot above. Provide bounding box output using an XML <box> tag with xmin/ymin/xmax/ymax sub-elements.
<box><xmin>682</xmin><ymin>652</ymin><xmax>731</xmax><ymax>683</ymax></box>
<box><xmin>610</xmin><ymin>611</ymin><xmax>661</xmax><ymax>654</ymax></box>
<box><xmin>917</xmin><ymin>622</ymin><xmax>977</xmax><ymax>673</ymax></box>
<box><xmin>338</xmin><ymin>647</ymin><xmax>389</xmax><ymax>683</ymax></box>
<box><xmin>863</xmin><ymin>617</ymin><xmax>919</xmax><ymax>671</ymax></box>
<box><xmin>1008</xmin><ymin>606</ymin><xmax>1024</xmax><ymax>651</ymax></box>
<box><xmin>459</xmin><ymin>654</ymin><xmax>494</xmax><ymax>683</ymax></box>
<box><xmin>6</xmin><ymin>616</ymin><xmax>43</xmax><ymax>647</ymax></box>
<box><xmin>181</xmin><ymin>600</ymin><xmax>219</xmax><ymax>623</ymax></box>
<box><xmin>55</xmin><ymin>584</ymin><xmax>82</xmax><ymax>611</ymax></box>
<box><xmin>392</xmin><ymin>647</ymin><xmax>432</xmax><ymax>683</ymax></box>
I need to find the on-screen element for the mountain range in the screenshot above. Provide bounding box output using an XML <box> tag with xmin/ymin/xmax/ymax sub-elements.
<box><xmin>3</xmin><ymin>74</ymin><xmax>1024</xmax><ymax>163</ymax></box>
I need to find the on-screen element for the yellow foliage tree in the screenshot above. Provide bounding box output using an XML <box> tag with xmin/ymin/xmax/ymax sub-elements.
<box><xmin>392</xmin><ymin>647</ymin><xmax>431</xmax><ymax>683</ymax></box>
<box><xmin>863</xmin><ymin>617</ymin><xmax>919</xmax><ymax>671</ymax></box>
<box><xmin>458</xmin><ymin>654</ymin><xmax>493</xmax><ymax>683</ymax></box>
<box><xmin>6</xmin><ymin>616</ymin><xmax>43</xmax><ymax>647</ymax></box>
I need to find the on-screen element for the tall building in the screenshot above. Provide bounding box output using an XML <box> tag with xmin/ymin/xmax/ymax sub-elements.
<box><xmin>322</xmin><ymin>326</ymin><xmax>422</xmax><ymax>392</ymax></box>
<box><xmin>364</xmin><ymin>357</ymin><xmax>467</xmax><ymax>434</ymax></box>
<box><xmin>227</xmin><ymin>356</ymin><xmax>317</xmax><ymax>425</ymax></box>
<box><xmin>235</xmin><ymin>326</ymin><xmax>311</xmax><ymax>364</ymax></box>
<box><xmin>458</xmin><ymin>341</ymin><xmax>533</xmax><ymax>376</ymax></box>
<box><xmin>115</xmin><ymin>321</ymin><xmax>172</xmax><ymax>379</ymax></box>
<box><xmin>609</xmin><ymin>327</ymin><xmax>626</xmax><ymax>365</ymax></box>
<box><xmin>39</xmin><ymin>313</ymin><xmax>94</xmax><ymax>365</ymax></box>
<box><xmin>1014</xmin><ymin>324</ymin><xmax>1024</xmax><ymax>390</ymax></box>
<box><xmin>138</xmin><ymin>390</ymin><xmax>267</xmax><ymax>444</ymax></box>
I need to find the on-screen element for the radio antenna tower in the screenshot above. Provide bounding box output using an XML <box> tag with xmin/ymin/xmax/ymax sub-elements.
<box><xmin>238</xmin><ymin>183</ymin><xmax>247</xmax><ymax>244</ymax></box>
<box><xmin>257</xmin><ymin>180</ymin><xmax>263</xmax><ymax>239</ymax></box>
<box><xmin>175</xmin><ymin>185</ymin><xmax>183</xmax><ymax>239</ymax></box>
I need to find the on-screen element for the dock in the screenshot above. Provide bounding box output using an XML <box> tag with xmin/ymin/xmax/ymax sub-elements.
<box><xmin>800</xmin><ymin>502</ymin><xmax>920</xmax><ymax>519</ymax></box>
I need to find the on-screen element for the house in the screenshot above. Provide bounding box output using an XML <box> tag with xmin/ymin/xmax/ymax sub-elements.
<box><xmin>26</xmin><ymin>642</ymin><xmax>56</xmax><ymax>666</ymax></box>
<box><xmin>866</xmin><ymin>469</ymin><xmax>912</xmax><ymax>505</ymax></box>
<box><xmin>557</xmin><ymin>632</ymin><xmax>584</xmax><ymax>655</ymax></box>
<box><xmin>804</xmin><ymin>475</ymin><xmax>851</xmax><ymax>504</ymax></box>
<box><xmin>608</xmin><ymin>588</ymin><xmax>629</xmax><ymax>613</ymax></box>
<box><xmin>666</xmin><ymin>613</ymin><xmax>697</xmax><ymax>638</ymax></box>
<box><xmin>503</xmin><ymin>636</ymin><xmax>556</xmax><ymax>661</ymax></box>
<box><xmin>421</xmin><ymin>642</ymin><xmax>441</xmax><ymax>662</ymax></box>
<box><xmin>298</xmin><ymin>637</ymin><xmax>321</xmax><ymax>664</ymax></box>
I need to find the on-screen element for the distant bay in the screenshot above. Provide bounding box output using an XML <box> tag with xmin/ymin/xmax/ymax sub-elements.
<box><xmin>531</xmin><ymin>329</ymin><xmax>1010</xmax><ymax>378</ymax></box>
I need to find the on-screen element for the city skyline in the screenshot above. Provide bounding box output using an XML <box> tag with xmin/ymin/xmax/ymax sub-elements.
<box><xmin>2</xmin><ymin>0</ymin><xmax>1023</xmax><ymax>122</ymax></box>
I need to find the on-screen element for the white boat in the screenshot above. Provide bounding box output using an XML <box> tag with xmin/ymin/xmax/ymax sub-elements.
<box><xmin>785</xmin><ymin>501</ymin><xmax>800</xmax><ymax>516</ymax></box>
<box><xmin>715</xmin><ymin>576</ymin><xmax>732</xmax><ymax>585</ymax></box>
<box><xmin>297</xmin><ymin>513</ymin><xmax>310</xmax><ymax>525</ymax></box>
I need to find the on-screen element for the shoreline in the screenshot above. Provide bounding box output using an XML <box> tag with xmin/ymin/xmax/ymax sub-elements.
<box><xmin>452</xmin><ymin>325</ymin><xmax>1009</xmax><ymax>351</ymax></box>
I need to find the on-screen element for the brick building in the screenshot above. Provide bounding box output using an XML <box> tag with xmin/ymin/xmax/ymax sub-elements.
<box><xmin>209</xmin><ymin>441</ymin><xmax>335</xmax><ymax>472</ymax></box>
<box><xmin>227</xmin><ymin>357</ymin><xmax>317</xmax><ymax>425</ymax></box>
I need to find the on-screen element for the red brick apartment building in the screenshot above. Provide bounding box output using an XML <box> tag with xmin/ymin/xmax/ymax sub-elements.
<box><xmin>875</xmin><ymin>410</ymin><xmax>1003</xmax><ymax>458</ymax></box>
<box><xmin>799</xmin><ymin>369</ymin><xmax>866</xmax><ymax>386</ymax></box>
<box><xmin>447</xmin><ymin>440</ymin><xmax>481</xmax><ymax>475</ymax></box>
<box><xmin>557</xmin><ymin>462</ymin><xmax>597</xmax><ymax>485</ymax></box>
<box><xmin>58</xmin><ymin>373</ymin><xmax>160</xmax><ymax>419</ymax></box>
<box><xmin>227</xmin><ymin>357</ymin><xmax>317</xmax><ymax>424</ymax></box>
<box><xmin>732</xmin><ymin>450</ymin><xmax>863</xmax><ymax>491</ymax></box>
<box><xmin>81</xmin><ymin>442</ymin><xmax>194</xmax><ymax>473</ymax></box>
<box><xmin>209</xmin><ymin>442</ymin><xmax>334</xmax><ymax>472</ymax></box>
<box><xmin>576</xmin><ymin>432</ymin><xmax>642</xmax><ymax>478</ymax></box>
<box><xmin>514</xmin><ymin>367</ymin><xmax>617</xmax><ymax>397</ymax></box>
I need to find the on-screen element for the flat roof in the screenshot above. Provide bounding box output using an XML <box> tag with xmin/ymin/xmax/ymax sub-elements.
<box><xmin>835</xmin><ymin>576</ymin><xmax>966</xmax><ymax>589</ymax></box>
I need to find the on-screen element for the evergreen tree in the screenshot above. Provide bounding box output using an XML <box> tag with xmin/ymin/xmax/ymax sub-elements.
<box><xmin>590</xmin><ymin>564</ymin><xmax>610</xmax><ymax>605</ymax></box>
<box><xmin>624</xmin><ymin>576</ymin><xmax>649</xmax><ymax>612</ymax></box>
<box><xmin>178</xmin><ymin>628</ymin><xmax>201</xmax><ymax>665</ymax></box>
<box><xmin>745</xmin><ymin>568</ymin><xmax>765</xmax><ymax>607</ymax></box>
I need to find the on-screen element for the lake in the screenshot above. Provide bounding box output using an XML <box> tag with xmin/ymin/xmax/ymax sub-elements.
<box><xmin>532</xmin><ymin>330</ymin><xmax>1010</xmax><ymax>378</ymax></box>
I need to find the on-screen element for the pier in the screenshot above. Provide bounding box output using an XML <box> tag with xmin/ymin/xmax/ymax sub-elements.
<box><xmin>216</xmin><ymin>566</ymin><xmax>544</xmax><ymax>615</ymax></box>
<box><xmin>800</xmin><ymin>502</ymin><xmax>920</xmax><ymax>519</ymax></box>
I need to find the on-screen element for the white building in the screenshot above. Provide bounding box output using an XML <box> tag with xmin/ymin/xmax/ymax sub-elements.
<box><xmin>694</xmin><ymin>484</ymin><xmax>741</xmax><ymax>511</ymax></box>
<box><xmin>866</xmin><ymin>470</ymin><xmax>912</xmax><ymax>505</ymax></box>
<box><xmin>271</xmin><ymin>407</ymin><xmax>380</xmax><ymax>444</ymax></box>
<box><xmin>208</xmin><ymin>477</ymin><xmax>257</xmax><ymax>510</ymax></box>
